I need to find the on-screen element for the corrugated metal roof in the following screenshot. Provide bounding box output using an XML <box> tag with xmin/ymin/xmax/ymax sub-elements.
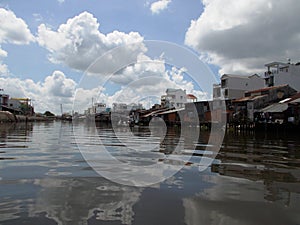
<box><xmin>140</xmin><ymin>108</ymin><xmax>181</xmax><ymax>118</ymax></box>
<box><xmin>245</xmin><ymin>84</ymin><xmax>288</xmax><ymax>94</ymax></box>
<box><xmin>141</xmin><ymin>110</ymin><xmax>162</xmax><ymax>118</ymax></box>
<box><xmin>290</xmin><ymin>98</ymin><xmax>300</xmax><ymax>103</ymax></box>
<box><xmin>187</xmin><ymin>94</ymin><xmax>197</xmax><ymax>99</ymax></box>
<box><xmin>260</xmin><ymin>103</ymin><xmax>288</xmax><ymax>113</ymax></box>
<box><xmin>156</xmin><ymin>108</ymin><xmax>185</xmax><ymax>115</ymax></box>
<box><xmin>286</xmin><ymin>92</ymin><xmax>300</xmax><ymax>103</ymax></box>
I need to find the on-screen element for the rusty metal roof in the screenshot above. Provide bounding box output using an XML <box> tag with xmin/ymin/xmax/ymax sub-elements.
<box><xmin>233</xmin><ymin>95</ymin><xmax>267</xmax><ymax>103</ymax></box>
<box><xmin>245</xmin><ymin>84</ymin><xmax>289</xmax><ymax>95</ymax></box>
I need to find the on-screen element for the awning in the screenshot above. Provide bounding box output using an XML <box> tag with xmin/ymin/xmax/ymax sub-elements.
<box><xmin>141</xmin><ymin>108</ymin><xmax>170</xmax><ymax>118</ymax></box>
<box><xmin>233</xmin><ymin>95</ymin><xmax>266</xmax><ymax>103</ymax></box>
<box><xmin>1</xmin><ymin>105</ymin><xmax>22</xmax><ymax>113</ymax></box>
<box><xmin>290</xmin><ymin>98</ymin><xmax>300</xmax><ymax>103</ymax></box>
<box><xmin>260</xmin><ymin>103</ymin><xmax>288</xmax><ymax>113</ymax></box>
<box><xmin>156</xmin><ymin>108</ymin><xmax>185</xmax><ymax>115</ymax></box>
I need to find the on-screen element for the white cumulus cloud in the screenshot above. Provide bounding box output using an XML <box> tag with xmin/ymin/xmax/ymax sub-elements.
<box><xmin>185</xmin><ymin>0</ymin><xmax>300</xmax><ymax>75</ymax></box>
<box><xmin>37</xmin><ymin>11</ymin><xmax>145</xmax><ymax>75</ymax></box>
<box><xmin>0</xmin><ymin>71</ymin><xmax>77</xmax><ymax>114</ymax></box>
<box><xmin>150</xmin><ymin>0</ymin><xmax>171</xmax><ymax>14</ymax></box>
<box><xmin>0</xmin><ymin>8</ymin><xmax>35</xmax><ymax>76</ymax></box>
<box><xmin>0</xmin><ymin>63</ymin><xmax>8</xmax><ymax>75</ymax></box>
<box><xmin>0</xmin><ymin>8</ymin><xmax>35</xmax><ymax>45</ymax></box>
<box><xmin>73</xmin><ymin>60</ymin><xmax>208</xmax><ymax>113</ymax></box>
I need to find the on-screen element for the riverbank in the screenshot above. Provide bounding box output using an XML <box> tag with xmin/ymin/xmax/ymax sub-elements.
<box><xmin>0</xmin><ymin>111</ymin><xmax>55</xmax><ymax>122</ymax></box>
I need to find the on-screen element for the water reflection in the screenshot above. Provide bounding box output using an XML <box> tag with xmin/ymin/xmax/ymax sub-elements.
<box><xmin>33</xmin><ymin>177</ymin><xmax>142</xmax><ymax>225</ymax></box>
<box><xmin>212</xmin><ymin>131</ymin><xmax>300</xmax><ymax>205</ymax></box>
<box><xmin>0</xmin><ymin>177</ymin><xmax>142</xmax><ymax>225</ymax></box>
<box><xmin>0</xmin><ymin>122</ymin><xmax>300</xmax><ymax>224</ymax></box>
<box><xmin>74</xmin><ymin>121</ymin><xmax>200</xmax><ymax>186</ymax></box>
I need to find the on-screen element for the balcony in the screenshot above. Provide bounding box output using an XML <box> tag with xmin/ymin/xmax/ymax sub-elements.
<box><xmin>264</xmin><ymin>72</ymin><xmax>274</xmax><ymax>87</ymax></box>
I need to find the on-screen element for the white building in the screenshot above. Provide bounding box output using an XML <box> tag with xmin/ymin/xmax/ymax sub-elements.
<box><xmin>213</xmin><ymin>74</ymin><xmax>265</xmax><ymax>100</ymax></box>
<box><xmin>161</xmin><ymin>88</ymin><xmax>187</xmax><ymax>108</ymax></box>
<box><xmin>7</xmin><ymin>98</ymin><xmax>22</xmax><ymax>109</ymax></box>
<box><xmin>264</xmin><ymin>61</ymin><xmax>300</xmax><ymax>91</ymax></box>
<box><xmin>85</xmin><ymin>103</ymin><xmax>107</xmax><ymax>115</ymax></box>
<box><xmin>112</xmin><ymin>103</ymin><xmax>128</xmax><ymax>112</ymax></box>
<box><xmin>112</xmin><ymin>103</ymin><xmax>143</xmax><ymax>112</ymax></box>
<box><xmin>128</xmin><ymin>103</ymin><xmax>143</xmax><ymax>111</ymax></box>
<box><xmin>94</xmin><ymin>103</ymin><xmax>106</xmax><ymax>114</ymax></box>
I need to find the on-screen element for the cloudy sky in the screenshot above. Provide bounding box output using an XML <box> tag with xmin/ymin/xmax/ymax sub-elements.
<box><xmin>0</xmin><ymin>0</ymin><xmax>299</xmax><ymax>114</ymax></box>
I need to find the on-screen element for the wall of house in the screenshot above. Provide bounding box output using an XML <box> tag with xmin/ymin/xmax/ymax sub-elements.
<box><xmin>221</xmin><ymin>75</ymin><xmax>265</xmax><ymax>100</ymax></box>
<box><xmin>273</xmin><ymin>64</ymin><xmax>300</xmax><ymax>91</ymax></box>
<box><xmin>225</xmin><ymin>76</ymin><xmax>264</xmax><ymax>90</ymax></box>
<box><xmin>226</xmin><ymin>89</ymin><xmax>246</xmax><ymax>99</ymax></box>
<box><xmin>165</xmin><ymin>89</ymin><xmax>187</xmax><ymax>108</ymax></box>
<box><xmin>0</xmin><ymin>94</ymin><xmax>9</xmax><ymax>106</ymax></box>
<box><xmin>213</xmin><ymin>85</ymin><xmax>221</xmax><ymax>98</ymax></box>
<box><xmin>7</xmin><ymin>99</ymin><xmax>21</xmax><ymax>110</ymax></box>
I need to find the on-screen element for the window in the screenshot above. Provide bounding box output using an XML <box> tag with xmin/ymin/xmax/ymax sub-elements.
<box><xmin>214</xmin><ymin>88</ymin><xmax>221</xmax><ymax>98</ymax></box>
<box><xmin>224</xmin><ymin>89</ymin><xmax>228</xmax><ymax>97</ymax></box>
<box><xmin>221</xmin><ymin>79</ymin><xmax>227</xmax><ymax>88</ymax></box>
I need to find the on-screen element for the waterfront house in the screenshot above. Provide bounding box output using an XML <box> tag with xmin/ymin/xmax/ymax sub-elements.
<box><xmin>232</xmin><ymin>85</ymin><xmax>297</xmax><ymax>122</ymax></box>
<box><xmin>0</xmin><ymin>95</ymin><xmax>34</xmax><ymax>116</ymax></box>
<box><xmin>132</xmin><ymin>88</ymin><xmax>188</xmax><ymax>125</ymax></box>
<box><xmin>264</xmin><ymin>60</ymin><xmax>300</xmax><ymax>91</ymax></box>
<box><xmin>184</xmin><ymin>100</ymin><xmax>229</xmax><ymax>125</ymax></box>
<box><xmin>213</xmin><ymin>74</ymin><xmax>265</xmax><ymax>100</ymax></box>
<box><xmin>256</xmin><ymin>92</ymin><xmax>300</xmax><ymax>125</ymax></box>
<box><xmin>185</xmin><ymin>101</ymin><xmax>210</xmax><ymax>124</ymax></box>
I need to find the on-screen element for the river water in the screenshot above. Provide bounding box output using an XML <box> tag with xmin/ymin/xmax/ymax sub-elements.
<box><xmin>0</xmin><ymin>121</ymin><xmax>299</xmax><ymax>225</ymax></box>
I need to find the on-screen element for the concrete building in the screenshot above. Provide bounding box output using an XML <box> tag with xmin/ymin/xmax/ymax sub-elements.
<box><xmin>264</xmin><ymin>61</ymin><xmax>300</xmax><ymax>91</ymax></box>
<box><xmin>0</xmin><ymin>93</ymin><xmax>9</xmax><ymax>109</ymax></box>
<box><xmin>112</xmin><ymin>103</ymin><xmax>128</xmax><ymax>112</ymax></box>
<box><xmin>213</xmin><ymin>74</ymin><xmax>265</xmax><ymax>100</ymax></box>
<box><xmin>161</xmin><ymin>88</ymin><xmax>187</xmax><ymax>108</ymax></box>
<box><xmin>7</xmin><ymin>98</ymin><xmax>22</xmax><ymax>110</ymax></box>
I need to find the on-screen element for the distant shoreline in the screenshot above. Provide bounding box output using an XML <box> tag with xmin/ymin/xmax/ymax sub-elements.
<box><xmin>0</xmin><ymin>111</ymin><xmax>55</xmax><ymax>123</ymax></box>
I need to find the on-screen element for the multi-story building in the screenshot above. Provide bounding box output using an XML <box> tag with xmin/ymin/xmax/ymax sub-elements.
<box><xmin>213</xmin><ymin>74</ymin><xmax>265</xmax><ymax>100</ymax></box>
<box><xmin>93</xmin><ymin>103</ymin><xmax>107</xmax><ymax>114</ymax></box>
<box><xmin>264</xmin><ymin>61</ymin><xmax>300</xmax><ymax>91</ymax></box>
<box><xmin>161</xmin><ymin>88</ymin><xmax>187</xmax><ymax>108</ymax></box>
